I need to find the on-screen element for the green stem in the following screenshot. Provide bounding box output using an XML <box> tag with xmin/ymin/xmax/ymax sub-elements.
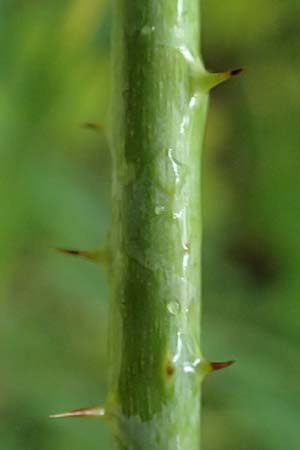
<box><xmin>108</xmin><ymin>2</ymin><xmax>217</xmax><ymax>449</ymax></box>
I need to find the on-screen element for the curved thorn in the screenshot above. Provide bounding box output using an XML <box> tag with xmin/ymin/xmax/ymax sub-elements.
<box><xmin>50</xmin><ymin>405</ymin><xmax>105</xmax><ymax>419</ymax></box>
<box><xmin>210</xmin><ymin>360</ymin><xmax>236</xmax><ymax>371</ymax></box>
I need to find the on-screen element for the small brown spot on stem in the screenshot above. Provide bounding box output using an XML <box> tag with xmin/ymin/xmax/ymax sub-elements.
<box><xmin>166</xmin><ymin>363</ymin><xmax>175</xmax><ymax>376</ymax></box>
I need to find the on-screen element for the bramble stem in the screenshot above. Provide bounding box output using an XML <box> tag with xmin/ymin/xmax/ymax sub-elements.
<box><xmin>108</xmin><ymin>2</ymin><xmax>216</xmax><ymax>449</ymax></box>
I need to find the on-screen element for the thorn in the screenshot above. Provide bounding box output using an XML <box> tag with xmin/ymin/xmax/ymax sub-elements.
<box><xmin>210</xmin><ymin>360</ymin><xmax>236</xmax><ymax>371</ymax></box>
<box><xmin>197</xmin><ymin>67</ymin><xmax>245</xmax><ymax>91</ymax></box>
<box><xmin>81</xmin><ymin>122</ymin><xmax>104</xmax><ymax>131</ymax></box>
<box><xmin>229</xmin><ymin>67</ymin><xmax>245</xmax><ymax>77</ymax></box>
<box><xmin>50</xmin><ymin>405</ymin><xmax>105</xmax><ymax>419</ymax></box>
<box><xmin>52</xmin><ymin>247</ymin><xmax>105</xmax><ymax>263</ymax></box>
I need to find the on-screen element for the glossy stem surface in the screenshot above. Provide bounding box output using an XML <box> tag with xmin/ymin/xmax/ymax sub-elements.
<box><xmin>109</xmin><ymin>1</ymin><xmax>209</xmax><ymax>449</ymax></box>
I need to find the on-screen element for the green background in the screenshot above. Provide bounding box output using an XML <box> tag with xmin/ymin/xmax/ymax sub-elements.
<box><xmin>0</xmin><ymin>1</ymin><xmax>299</xmax><ymax>449</ymax></box>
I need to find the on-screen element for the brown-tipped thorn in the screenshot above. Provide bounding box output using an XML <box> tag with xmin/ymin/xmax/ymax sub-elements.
<box><xmin>210</xmin><ymin>360</ymin><xmax>236</xmax><ymax>371</ymax></box>
<box><xmin>201</xmin><ymin>67</ymin><xmax>245</xmax><ymax>91</ymax></box>
<box><xmin>50</xmin><ymin>405</ymin><xmax>105</xmax><ymax>419</ymax></box>
<box><xmin>53</xmin><ymin>248</ymin><xmax>102</xmax><ymax>263</ymax></box>
<box><xmin>229</xmin><ymin>67</ymin><xmax>245</xmax><ymax>77</ymax></box>
<box><xmin>81</xmin><ymin>122</ymin><xmax>104</xmax><ymax>131</ymax></box>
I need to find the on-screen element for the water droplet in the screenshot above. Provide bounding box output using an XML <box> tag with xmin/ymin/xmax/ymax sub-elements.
<box><xmin>173</xmin><ymin>210</ymin><xmax>183</xmax><ymax>220</ymax></box>
<box><xmin>167</xmin><ymin>301</ymin><xmax>181</xmax><ymax>315</ymax></box>
<box><xmin>155</xmin><ymin>205</ymin><xmax>165</xmax><ymax>215</ymax></box>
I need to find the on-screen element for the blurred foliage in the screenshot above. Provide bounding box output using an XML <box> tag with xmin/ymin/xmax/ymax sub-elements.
<box><xmin>0</xmin><ymin>1</ymin><xmax>299</xmax><ymax>450</ymax></box>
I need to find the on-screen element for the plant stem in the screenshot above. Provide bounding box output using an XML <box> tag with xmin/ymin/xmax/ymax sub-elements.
<box><xmin>108</xmin><ymin>1</ymin><xmax>215</xmax><ymax>449</ymax></box>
